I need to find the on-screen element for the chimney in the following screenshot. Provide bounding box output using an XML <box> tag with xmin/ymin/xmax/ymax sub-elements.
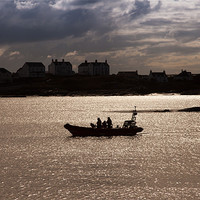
<box><xmin>105</xmin><ymin>60</ymin><xmax>107</xmax><ymax>64</ymax></box>
<box><xmin>95</xmin><ymin>59</ymin><xmax>97</xmax><ymax>63</ymax></box>
<box><xmin>85</xmin><ymin>60</ymin><xmax>87</xmax><ymax>63</ymax></box>
<box><xmin>52</xmin><ymin>59</ymin><xmax>54</xmax><ymax>62</ymax></box>
<box><xmin>62</xmin><ymin>59</ymin><xmax>64</xmax><ymax>62</ymax></box>
<box><xmin>55</xmin><ymin>59</ymin><xmax>58</xmax><ymax>62</ymax></box>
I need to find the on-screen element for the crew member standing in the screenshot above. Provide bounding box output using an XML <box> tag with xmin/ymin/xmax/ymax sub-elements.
<box><xmin>97</xmin><ymin>118</ymin><xmax>102</xmax><ymax>129</ymax></box>
<box><xmin>107</xmin><ymin>117</ymin><xmax>112</xmax><ymax>129</ymax></box>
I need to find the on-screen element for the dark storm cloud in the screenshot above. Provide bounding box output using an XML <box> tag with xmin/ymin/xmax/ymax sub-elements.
<box><xmin>0</xmin><ymin>0</ymin><xmax>163</xmax><ymax>44</ymax></box>
<box><xmin>0</xmin><ymin>0</ymin><xmax>112</xmax><ymax>44</ymax></box>
<box><xmin>129</xmin><ymin>0</ymin><xmax>161</xmax><ymax>19</ymax></box>
<box><xmin>131</xmin><ymin>0</ymin><xmax>151</xmax><ymax>18</ymax></box>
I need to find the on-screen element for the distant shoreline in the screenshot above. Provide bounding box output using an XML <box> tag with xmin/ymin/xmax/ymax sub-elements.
<box><xmin>1</xmin><ymin>92</ymin><xmax>199</xmax><ymax>98</ymax></box>
<box><xmin>1</xmin><ymin>75</ymin><xmax>200</xmax><ymax>97</ymax></box>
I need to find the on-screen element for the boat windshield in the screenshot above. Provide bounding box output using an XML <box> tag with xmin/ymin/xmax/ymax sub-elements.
<box><xmin>122</xmin><ymin>120</ymin><xmax>136</xmax><ymax>128</ymax></box>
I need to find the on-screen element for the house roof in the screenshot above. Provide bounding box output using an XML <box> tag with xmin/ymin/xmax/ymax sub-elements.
<box><xmin>25</xmin><ymin>62</ymin><xmax>45</xmax><ymax>68</ymax></box>
<box><xmin>79</xmin><ymin>63</ymin><xmax>89</xmax><ymax>67</ymax></box>
<box><xmin>0</xmin><ymin>68</ymin><xmax>11</xmax><ymax>74</ymax></box>
<box><xmin>51</xmin><ymin>59</ymin><xmax>72</xmax><ymax>66</ymax></box>
<box><xmin>177</xmin><ymin>70</ymin><xmax>192</xmax><ymax>77</ymax></box>
<box><xmin>79</xmin><ymin>60</ymin><xmax>109</xmax><ymax>67</ymax></box>
<box><xmin>150</xmin><ymin>71</ymin><xmax>167</xmax><ymax>77</ymax></box>
<box><xmin>118</xmin><ymin>71</ymin><xmax>138</xmax><ymax>75</ymax></box>
<box><xmin>152</xmin><ymin>72</ymin><xmax>165</xmax><ymax>75</ymax></box>
<box><xmin>53</xmin><ymin>61</ymin><xmax>72</xmax><ymax>66</ymax></box>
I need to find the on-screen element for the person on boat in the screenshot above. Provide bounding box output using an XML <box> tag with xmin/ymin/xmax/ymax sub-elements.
<box><xmin>102</xmin><ymin>120</ymin><xmax>107</xmax><ymax>129</ymax></box>
<box><xmin>97</xmin><ymin>118</ymin><xmax>102</xmax><ymax>129</ymax></box>
<box><xmin>107</xmin><ymin>117</ymin><xmax>112</xmax><ymax>129</ymax></box>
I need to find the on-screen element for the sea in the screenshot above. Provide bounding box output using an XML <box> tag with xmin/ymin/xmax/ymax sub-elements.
<box><xmin>0</xmin><ymin>95</ymin><xmax>199</xmax><ymax>200</ymax></box>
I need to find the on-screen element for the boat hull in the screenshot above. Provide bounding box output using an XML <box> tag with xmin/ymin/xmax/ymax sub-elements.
<box><xmin>64</xmin><ymin>123</ymin><xmax>143</xmax><ymax>137</ymax></box>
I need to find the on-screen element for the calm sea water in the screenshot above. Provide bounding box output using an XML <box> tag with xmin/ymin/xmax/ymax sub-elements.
<box><xmin>0</xmin><ymin>95</ymin><xmax>200</xmax><ymax>200</ymax></box>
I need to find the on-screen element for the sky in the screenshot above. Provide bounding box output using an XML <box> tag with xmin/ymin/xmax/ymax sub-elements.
<box><xmin>0</xmin><ymin>0</ymin><xmax>200</xmax><ymax>74</ymax></box>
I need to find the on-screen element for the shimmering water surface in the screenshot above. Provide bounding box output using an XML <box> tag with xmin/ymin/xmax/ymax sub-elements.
<box><xmin>0</xmin><ymin>95</ymin><xmax>200</xmax><ymax>199</ymax></box>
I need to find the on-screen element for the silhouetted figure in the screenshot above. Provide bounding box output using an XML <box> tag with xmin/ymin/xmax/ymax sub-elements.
<box><xmin>97</xmin><ymin>118</ymin><xmax>102</xmax><ymax>129</ymax></box>
<box><xmin>102</xmin><ymin>121</ymin><xmax>107</xmax><ymax>129</ymax></box>
<box><xmin>107</xmin><ymin>117</ymin><xmax>112</xmax><ymax>129</ymax></box>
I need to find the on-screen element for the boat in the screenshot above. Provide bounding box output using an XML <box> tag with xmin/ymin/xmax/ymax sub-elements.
<box><xmin>64</xmin><ymin>107</ymin><xmax>143</xmax><ymax>137</ymax></box>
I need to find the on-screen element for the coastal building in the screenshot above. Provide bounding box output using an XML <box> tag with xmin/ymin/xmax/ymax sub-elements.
<box><xmin>140</xmin><ymin>75</ymin><xmax>149</xmax><ymax>80</ymax></box>
<box><xmin>117</xmin><ymin>71</ymin><xmax>139</xmax><ymax>79</ymax></box>
<box><xmin>16</xmin><ymin>62</ymin><xmax>45</xmax><ymax>78</ymax></box>
<box><xmin>48</xmin><ymin>59</ymin><xmax>73</xmax><ymax>76</ymax></box>
<box><xmin>0</xmin><ymin>68</ymin><xmax>12</xmax><ymax>83</ymax></box>
<box><xmin>174</xmin><ymin>70</ymin><xmax>193</xmax><ymax>81</ymax></box>
<box><xmin>149</xmin><ymin>70</ymin><xmax>168</xmax><ymax>82</ymax></box>
<box><xmin>78</xmin><ymin>60</ymin><xmax>110</xmax><ymax>76</ymax></box>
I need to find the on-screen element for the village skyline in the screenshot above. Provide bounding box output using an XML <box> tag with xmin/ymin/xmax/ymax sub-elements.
<box><xmin>0</xmin><ymin>58</ymin><xmax>199</xmax><ymax>76</ymax></box>
<box><xmin>0</xmin><ymin>58</ymin><xmax>197</xmax><ymax>86</ymax></box>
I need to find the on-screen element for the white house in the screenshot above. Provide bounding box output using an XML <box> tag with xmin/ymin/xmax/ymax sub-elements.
<box><xmin>78</xmin><ymin>60</ymin><xmax>110</xmax><ymax>76</ymax></box>
<box><xmin>149</xmin><ymin>70</ymin><xmax>168</xmax><ymax>82</ymax></box>
<box><xmin>17</xmin><ymin>62</ymin><xmax>45</xmax><ymax>78</ymax></box>
<box><xmin>48</xmin><ymin>59</ymin><xmax>73</xmax><ymax>76</ymax></box>
<box><xmin>0</xmin><ymin>68</ymin><xmax>12</xmax><ymax>83</ymax></box>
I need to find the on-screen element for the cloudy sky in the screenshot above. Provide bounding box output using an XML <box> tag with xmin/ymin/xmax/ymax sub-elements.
<box><xmin>0</xmin><ymin>0</ymin><xmax>200</xmax><ymax>74</ymax></box>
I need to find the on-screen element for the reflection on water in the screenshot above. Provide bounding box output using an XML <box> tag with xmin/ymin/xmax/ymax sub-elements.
<box><xmin>0</xmin><ymin>96</ymin><xmax>200</xmax><ymax>199</ymax></box>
